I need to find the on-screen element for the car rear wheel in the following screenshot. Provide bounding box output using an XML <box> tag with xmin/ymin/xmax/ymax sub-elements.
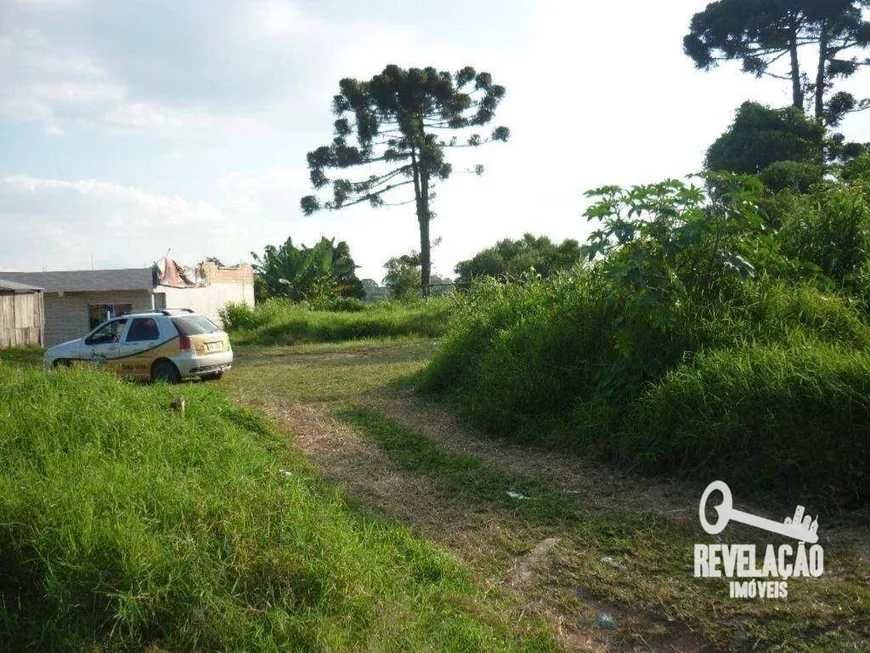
<box><xmin>52</xmin><ymin>359</ymin><xmax>72</xmax><ymax>368</ymax></box>
<box><xmin>152</xmin><ymin>360</ymin><xmax>181</xmax><ymax>384</ymax></box>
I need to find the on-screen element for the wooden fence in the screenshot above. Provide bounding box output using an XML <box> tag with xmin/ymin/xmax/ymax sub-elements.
<box><xmin>0</xmin><ymin>291</ymin><xmax>45</xmax><ymax>348</ymax></box>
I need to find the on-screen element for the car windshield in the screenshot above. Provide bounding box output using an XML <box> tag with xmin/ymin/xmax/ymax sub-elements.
<box><xmin>87</xmin><ymin>319</ymin><xmax>128</xmax><ymax>344</ymax></box>
<box><xmin>171</xmin><ymin>315</ymin><xmax>220</xmax><ymax>335</ymax></box>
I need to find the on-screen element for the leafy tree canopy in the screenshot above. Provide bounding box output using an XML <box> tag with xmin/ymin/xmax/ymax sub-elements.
<box><xmin>840</xmin><ymin>152</ymin><xmax>870</xmax><ymax>182</ymax></box>
<box><xmin>684</xmin><ymin>0</ymin><xmax>870</xmax><ymax>125</ymax></box>
<box><xmin>706</xmin><ymin>101</ymin><xmax>826</xmax><ymax>180</ymax></box>
<box><xmin>301</xmin><ymin>64</ymin><xmax>509</xmax><ymax>296</ymax></box>
<box><xmin>454</xmin><ymin>234</ymin><xmax>584</xmax><ymax>284</ymax></box>
<box><xmin>383</xmin><ymin>253</ymin><xmax>422</xmax><ymax>302</ymax></box>
<box><xmin>251</xmin><ymin>237</ymin><xmax>365</xmax><ymax>302</ymax></box>
<box><xmin>383</xmin><ymin>253</ymin><xmax>453</xmax><ymax>300</ymax></box>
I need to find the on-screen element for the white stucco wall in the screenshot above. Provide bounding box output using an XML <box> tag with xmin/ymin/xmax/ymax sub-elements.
<box><xmin>156</xmin><ymin>281</ymin><xmax>254</xmax><ymax>327</ymax></box>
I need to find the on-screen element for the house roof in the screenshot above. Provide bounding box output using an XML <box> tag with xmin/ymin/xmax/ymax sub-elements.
<box><xmin>0</xmin><ymin>278</ymin><xmax>43</xmax><ymax>293</ymax></box>
<box><xmin>0</xmin><ymin>269</ymin><xmax>155</xmax><ymax>293</ymax></box>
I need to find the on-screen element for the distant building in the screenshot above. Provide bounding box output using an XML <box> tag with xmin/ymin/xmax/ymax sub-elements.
<box><xmin>0</xmin><ymin>279</ymin><xmax>45</xmax><ymax>348</ymax></box>
<box><xmin>1</xmin><ymin>260</ymin><xmax>253</xmax><ymax>347</ymax></box>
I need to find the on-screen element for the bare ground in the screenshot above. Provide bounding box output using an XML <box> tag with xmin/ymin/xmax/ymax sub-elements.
<box><xmin>255</xmin><ymin>397</ymin><xmax>709</xmax><ymax>652</ymax></box>
<box><xmin>365</xmin><ymin>392</ymin><xmax>697</xmax><ymax>517</ymax></box>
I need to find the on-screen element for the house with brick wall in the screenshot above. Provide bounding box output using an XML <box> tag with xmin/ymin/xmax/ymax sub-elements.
<box><xmin>1</xmin><ymin>261</ymin><xmax>253</xmax><ymax>347</ymax></box>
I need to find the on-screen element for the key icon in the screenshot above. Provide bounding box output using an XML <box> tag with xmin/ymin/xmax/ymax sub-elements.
<box><xmin>698</xmin><ymin>480</ymin><xmax>819</xmax><ymax>544</ymax></box>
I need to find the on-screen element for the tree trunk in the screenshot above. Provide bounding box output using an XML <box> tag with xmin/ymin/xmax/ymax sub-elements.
<box><xmin>418</xmin><ymin>173</ymin><xmax>431</xmax><ymax>300</ymax></box>
<box><xmin>409</xmin><ymin>146</ymin><xmax>431</xmax><ymax>299</ymax></box>
<box><xmin>815</xmin><ymin>21</ymin><xmax>828</xmax><ymax>122</ymax></box>
<box><xmin>788</xmin><ymin>23</ymin><xmax>803</xmax><ymax>110</ymax></box>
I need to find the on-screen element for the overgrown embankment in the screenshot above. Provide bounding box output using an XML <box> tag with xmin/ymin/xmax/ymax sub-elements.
<box><xmin>421</xmin><ymin>275</ymin><xmax>870</xmax><ymax>503</ymax></box>
<box><xmin>0</xmin><ymin>363</ymin><xmax>552</xmax><ymax>651</ymax></box>
<box><xmin>221</xmin><ymin>297</ymin><xmax>453</xmax><ymax>346</ymax></box>
<box><xmin>421</xmin><ymin>176</ymin><xmax>870</xmax><ymax>506</ymax></box>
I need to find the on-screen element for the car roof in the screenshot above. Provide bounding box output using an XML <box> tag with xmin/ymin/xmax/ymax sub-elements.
<box><xmin>120</xmin><ymin>309</ymin><xmax>204</xmax><ymax>318</ymax></box>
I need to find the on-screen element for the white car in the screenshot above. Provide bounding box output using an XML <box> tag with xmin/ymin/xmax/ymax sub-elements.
<box><xmin>44</xmin><ymin>309</ymin><xmax>233</xmax><ymax>383</ymax></box>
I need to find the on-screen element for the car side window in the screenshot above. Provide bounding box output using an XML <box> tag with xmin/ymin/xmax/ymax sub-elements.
<box><xmin>86</xmin><ymin>319</ymin><xmax>128</xmax><ymax>345</ymax></box>
<box><xmin>126</xmin><ymin>318</ymin><xmax>160</xmax><ymax>343</ymax></box>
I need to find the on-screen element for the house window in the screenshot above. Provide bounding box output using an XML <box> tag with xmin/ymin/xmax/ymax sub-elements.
<box><xmin>88</xmin><ymin>303</ymin><xmax>132</xmax><ymax>330</ymax></box>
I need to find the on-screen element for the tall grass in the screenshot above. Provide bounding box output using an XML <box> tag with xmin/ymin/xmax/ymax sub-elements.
<box><xmin>221</xmin><ymin>297</ymin><xmax>453</xmax><ymax>346</ymax></box>
<box><xmin>0</xmin><ymin>363</ymin><xmax>552</xmax><ymax>651</ymax></box>
<box><xmin>421</xmin><ymin>272</ymin><xmax>870</xmax><ymax>504</ymax></box>
<box><xmin>618</xmin><ymin>341</ymin><xmax>870</xmax><ymax>503</ymax></box>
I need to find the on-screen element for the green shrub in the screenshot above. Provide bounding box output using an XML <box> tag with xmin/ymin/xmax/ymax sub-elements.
<box><xmin>218</xmin><ymin>301</ymin><xmax>261</xmax><ymax>331</ymax></box>
<box><xmin>453</xmin><ymin>234</ymin><xmax>584</xmax><ymax>285</ymax></box>
<box><xmin>778</xmin><ymin>182</ymin><xmax>870</xmax><ymax>282</ymax></box>
<box><xmin>423</xmin><ymin>173</ymin><xmax>870</xmax><ymax>503</ymax></box>
<box><xmin>0</xmin><ymin>364</ymin><xmax>551</xmax><ymax>651</ymax></box>
<box><xmin>759</xmin><ymin>161</ymin><xmax>824</xmax><ymax>193</ymax></box>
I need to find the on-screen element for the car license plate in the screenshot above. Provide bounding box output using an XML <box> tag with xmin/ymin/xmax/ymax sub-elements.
<box><xmin>206</xmin><ymin>342</ymin><xmax>222</xmax><ymax>352</ymax></box>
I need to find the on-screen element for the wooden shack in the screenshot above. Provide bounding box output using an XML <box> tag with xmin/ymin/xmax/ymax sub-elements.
<box><xmin>0</xmin><ymin>279</ymin><xmax>45</xmax><ymax>348</ymax></box>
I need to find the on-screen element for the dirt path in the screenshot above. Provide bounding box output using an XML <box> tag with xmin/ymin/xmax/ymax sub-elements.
<box><xmin>255</xmin><ymin>396</ymin><xmax>709</xmax><ymax>652</ymax></box>
<box><xmin>365</xmin><ymin>392</ymin><xmax>697</xmax><ymax>517</ymax></box>
<box><xmin>262</xmin><ymin>401</ymin><xmax>469</xmax><ymax>536</ymax></box>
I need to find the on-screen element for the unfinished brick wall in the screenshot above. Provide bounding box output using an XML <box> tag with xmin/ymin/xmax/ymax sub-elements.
<box><xmin>159</xmin><ymin>263</ymin><xmax>255</xmax><ymax>327</ymax></box>
<box><xmin>201</xmin><ymin>262</ymin><xmax>254</xmax><ymax>284</ymax></box>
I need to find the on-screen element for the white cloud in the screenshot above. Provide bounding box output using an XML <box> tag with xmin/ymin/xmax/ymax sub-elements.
<box><xmin>102</xmin><ymin>102</ymin><xmax>187</xmax><ymax>129</ymax></box>
<box><xmin>245</xmin><ymin>0</ymin><xmax>321</xmax><ymax>38</ymax></box>
<box><xmin>0</xmin><ymin>175</ymin><xmax>236</xmax><ymax>270</ymax></box>
<box><xmin>15</xmin><ymin>0</ymin><xmax>83</xmax><ymax>5</ymax></box>
<box><xmin>2</xmin><ymin>174</ymin><xmax>228</xmax><ymax>225</ymax></box>
<box><xmin>29</xmin><ymin>80</ymin><xmax>125</xmax><ymax>106</ymax></box>
<box><xmin>0</xmin><ymin>20</ymin><xmax>282</xmax><ymax>134</ymax></box>
<box><xmin>217</xmin><ymin>169</ymin><xmax>304</xmax><ymax>214</ymax></box>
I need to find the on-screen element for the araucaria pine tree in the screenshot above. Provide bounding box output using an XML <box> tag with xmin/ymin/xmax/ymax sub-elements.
<box><xmin>301</xmin><ymin>64</ymin><xmax>510</xmax><ymax>296</ymax></box>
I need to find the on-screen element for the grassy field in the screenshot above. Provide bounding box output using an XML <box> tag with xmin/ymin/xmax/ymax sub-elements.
<box><xmin>5</xmin><ymin>337</ymin><xmax>868</xmax><ymax>650</ymax></box>
<box><xmin>0</xmin><ymin>358</ymin><xmax>554</xmax><ymax>651</ymax></box>
<box><xmin>220</xmin><ymin>339</ymin><xmax>870</xmax><ymax>652</ymax></box>
<box><xmin>221</xmin><ymin>297</ymin><xmax>454</xmax><ymax>346</ymax></box>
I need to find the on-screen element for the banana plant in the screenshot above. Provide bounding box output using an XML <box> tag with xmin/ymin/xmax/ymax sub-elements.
<box><xmin>251</xmin><ymin>237</ymin><xmax>364</xmax><ymax>302</ymax></box>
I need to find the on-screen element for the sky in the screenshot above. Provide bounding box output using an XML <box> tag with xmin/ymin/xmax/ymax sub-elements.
<box><xmin>1</xmin><ymin>0</ymin><xmax>868</xmax><ymax>281</ymax></box>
